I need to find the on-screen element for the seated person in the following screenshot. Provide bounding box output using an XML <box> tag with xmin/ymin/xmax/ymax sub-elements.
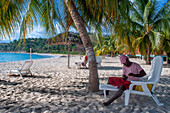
<box><xmin>102</xmin><ymin>54</ymin><xmax>146</xmax><ymax>106</ymax></box>
<box><xmin>82</xmin><ymin>55</ymin><xmax>88</xmax><ymax>67</ymax></box>
<box><xmin>75</xmin><ymin>55</ymin><xmax>88</xmax><ymax>68</ymax></box>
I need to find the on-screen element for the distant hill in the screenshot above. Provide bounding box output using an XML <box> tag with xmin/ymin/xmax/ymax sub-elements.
<box><xmin>0</xmin><ymin>37</ymin><xmax>84</xmax><ymax>54</ymax></box>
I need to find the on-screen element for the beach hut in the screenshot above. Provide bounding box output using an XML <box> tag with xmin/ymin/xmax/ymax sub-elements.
<box><xmin>46</xmin><ymin>32</ymin><xmax>84</xmax><ymax>68</ymax></box>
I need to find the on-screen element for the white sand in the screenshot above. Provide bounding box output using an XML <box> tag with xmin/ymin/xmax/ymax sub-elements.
<box><xmin>0</xmin><ymin>55</ymin><xmax>170</xmax><ymax>113</ymax></box>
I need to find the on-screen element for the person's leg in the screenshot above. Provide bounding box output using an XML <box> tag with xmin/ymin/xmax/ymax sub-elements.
<box><xmin>103</xmin><ymin>85</ymin><xmax>126</xmax><ymax>106</ymax></box>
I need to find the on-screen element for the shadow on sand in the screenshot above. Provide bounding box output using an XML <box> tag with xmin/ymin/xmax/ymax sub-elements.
<box><xmin>0</xmin><ymin>80</ymin><xmax>21</xmax><ymax>85</ymax></box>
<box><xmin>8</xmin><ymin>74</ymin><xmax>52</xmax><ymax>79</ymax></box>
<box><xmin>163</xmin><ymin>64</ymin><xmax>170</xmax><ymax>68</ymax></box>
<box><xmin>98</xmin><ymin>66</ymin><xmax>122</xmax><ymax>70</ymax></box>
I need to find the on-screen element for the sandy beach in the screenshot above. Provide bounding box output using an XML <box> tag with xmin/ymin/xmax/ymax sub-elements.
<box><xmin>0</xmin><ymin>55</ymin><xmax>170</xmax><ymax>113</ymax></box>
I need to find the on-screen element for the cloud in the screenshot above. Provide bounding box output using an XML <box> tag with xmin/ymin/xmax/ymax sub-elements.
<box><xmin>26</xmin><ymin>25</ymin><xmax>46</xmax><ymax>38</ymax></box>
<box><xmin>1</xmin><ymin>25</ymin><xmax>49</xmax><ymax>41</ymax></box>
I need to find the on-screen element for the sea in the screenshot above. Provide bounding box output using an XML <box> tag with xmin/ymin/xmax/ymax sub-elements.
<box><xmin>0</xmin><ymin>52</ymin><xmax>58</xmax><ymax>63</ymax></box>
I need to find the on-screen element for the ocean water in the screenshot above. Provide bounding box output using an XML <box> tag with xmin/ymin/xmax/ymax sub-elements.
<box><xmin>0</xmin><ymin>52</ymin><xmax>56</xmax><ymax>63</ymax></box>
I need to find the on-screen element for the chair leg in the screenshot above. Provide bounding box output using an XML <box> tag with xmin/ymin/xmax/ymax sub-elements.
<box><xmin>29</xmin><ymin>70</ymin><xmax>32</xmax><ymax>76</ymax></box>
<box><xmin>151</xmin><ymin>93</ymin><xmax>164</xmax><ymax>106</ymax></box>
<box><xmin>9</xmin><ymin>70</ymin><xmax>11</xmax><ymax>75</ymax></box>
<box><xmin>18</xmin><ymin>70</ymin><xmax>23</xmax><ymax>78</ymax></box>
<box><xmin>103</xmin><ymin>90</ymin><xmax>107</xmax><ymax>102</ymax></box>
<box><xmin>125</xmin><ymin>90</ymin><xmax>130</xmax><ymax>106</ymax></box>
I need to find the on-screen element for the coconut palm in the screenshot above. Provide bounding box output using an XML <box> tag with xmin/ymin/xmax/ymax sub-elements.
<box><xmin>0</xmin><ymin>0</ymin><xmax>135</xmax><ymax>92</ymax></box>
<box><xmin>0</xmin><ymin>0</ymin><xmax>100</xmax><ymax>92</ymax></box>
<box><xmin>63</xmin><ymin>0</ymin><xmax>99</xmax><ymax>92</ymax></box>
<box><xmin>101</xmin><ymin>36</ymin><xmax>116</xmax><ymax>57</ymax></box>
<box><xmin>0</xmin><ymin>0</ymin><xmax>24</xmax><ymax>39</ymax></box>
<box><xmin>130</xmin><ymin>0</ymin><xmax>170</xmax><ymax>64</ymax></box>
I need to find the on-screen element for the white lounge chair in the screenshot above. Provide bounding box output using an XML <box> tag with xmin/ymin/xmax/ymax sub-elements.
<box><xmin>99</xmin><ymin>56</ymin><xmax>164</xmax><ymax>106</ymax></box>
<box><xmin>96</xmin><ymin>56</ymin><xmax>102</xmax><ymax>67</ymax></box>
<box><xmin>9</xmin><ymin>61</ymin><xmax>33</xmax><ymax>78</ymax></box>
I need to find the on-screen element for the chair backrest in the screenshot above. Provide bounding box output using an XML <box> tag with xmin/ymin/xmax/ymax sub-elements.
<box><xmin>20</xmin><ymin>61</ymin><xmax>33</xmax><ymax>71</ymax></box>
<box><xmin>147</xmin><ymin>56</ymin><xmax>163</xmax><ymax>91</ymax></box>
<box><xmin>96</xmin><ymin>56</ymin><xmax>102</xmax><ymax>63</ymax></box>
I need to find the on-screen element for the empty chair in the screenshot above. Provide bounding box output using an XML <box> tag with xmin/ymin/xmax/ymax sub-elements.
<box><xmin>96</xmin><ymin>56</ymin><xmax>102</xmax><ymax>67</ymax></box>
<box><xmin>99</xmin><ymin>56</ymin><xmax>164</xmax><ymax>106</ymax></box>
<box><xmin>9</xmin><ymin>61</ymin><xmax>33</xmax><ymax>78</ymax></box>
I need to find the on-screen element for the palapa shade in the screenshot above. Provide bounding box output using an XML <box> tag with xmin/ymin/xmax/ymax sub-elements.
<box><xmin>46</xmin><ymin>32</ymin><xmax>84</xmax><ymax>68</ymax></box>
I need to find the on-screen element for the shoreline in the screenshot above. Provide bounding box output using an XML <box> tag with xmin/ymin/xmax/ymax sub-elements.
<box><xmin>0</xmin><ymin>52</ymin><xmax>63</xmax><ymax>63</ymax></box>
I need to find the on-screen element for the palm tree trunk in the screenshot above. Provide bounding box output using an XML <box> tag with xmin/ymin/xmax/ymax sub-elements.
<box><xmin>111</xmin><ymin>52</ymin><xmax>113</xmax><ymax>57</ymax></box>
<box><xmin>146</xmin><ymin>23</ymin><xmax>151</xmax><ymax>64</ymax></box>
<box><xmin>146</xmin><ymin>44</ymin><xmax>151</xmax><ymax>64</ymax></box>
<box><xmin>64</xmin><ymin>0</ymin><xmax>99</xmax><ymax>92</ymax></box>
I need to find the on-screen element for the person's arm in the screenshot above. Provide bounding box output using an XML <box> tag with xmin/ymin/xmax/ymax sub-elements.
<box><xmin>128</xmin><ymin>70</ymin><xmax>146</xmax><ymax>77</ymax></box>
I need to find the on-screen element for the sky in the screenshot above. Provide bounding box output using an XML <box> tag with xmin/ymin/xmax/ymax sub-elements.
<box><xmin>0</xmin><ymin>0</ymin><xmax>169</xmax><ymax>43</ymax></box>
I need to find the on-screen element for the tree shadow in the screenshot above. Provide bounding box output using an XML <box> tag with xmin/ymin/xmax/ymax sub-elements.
<box><xmin>99</xmin><ymin>77</ymin><xmax>110</xmax><ymax>81</ymax></box>
<box><xmin>159</xmin><ymin>75</ymin><xmax>170</xmax><ymax>86</ymax></box>
<box><xmin>102</xmin><ymin>61</ymin><xmax>119</xmax><ymax>63</ymax></box>
<box><xmin>163</xmin><ymin>64</ymin><xmax>170</xmax><ymax>68</ymax></box>
<box><xmin>98</xmin><ymin>66</ymin><xmax>122</xmax><ymax>70</ymax></box>
<box><xmin>24</xmin><ymin>75</ymin><xmax>52</xmax><ymax>79</ymax></box>
<box><xmin>24</xmin><ymin>85</ymin><xmax>87</xmax><ymax>97</ymax></box>
<box><xmin>26</xmin><ymin>87</ymin><xmax>60</xmax><ymax>95</ymax></box>
<box><xmin>0</xmin><ymin>80</ymin><xmax>22</xmax><ymax>85</ymax></box>
<box><xmin>8</xmin><ymin>74</ymin><xmax>52</xmax><ymax>79</ymax></box>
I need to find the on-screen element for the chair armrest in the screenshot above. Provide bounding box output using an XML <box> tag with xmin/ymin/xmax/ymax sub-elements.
<box><xmin>99</xmin><ymin>84</ymin><xmax>118</xmax><ymax>91</ymax></box>
<box><xmin>129</xmin><ymin>81</ymin><xmax>154</xmax><ymax>93</ymax></box>
<box><xmin>131</xmin><ymin>81</ymin><xmax>154</xmax><ymax>85</ymax></box>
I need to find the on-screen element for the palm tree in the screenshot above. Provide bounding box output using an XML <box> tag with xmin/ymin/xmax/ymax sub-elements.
<box><xmin>130</xmin><ymin>0</ymin><xmax>169</xmax><ymax>64</ymax></box>
<box><xmin>0</xmin><ymin>0</ymin><xmax>100</xmax><ymax>92</ymax></box>
<box><xmin>101</xmin><ymin>36</ymin><xmax>116</xmax><ymax>57</ymax></box>
<box><xmin>0</xmin><ymin>0</ymin><xmax>136</xmax><ymax>92</ymax></box>
<box><xmin>0</xmin><ymin>0</ymin><xmax>24</xmax><ymax>39</ymax></box>
<box><xmin>63</xmin><ymin>0</ymin><xmax>99</xmax><ymax>92</ymax></box>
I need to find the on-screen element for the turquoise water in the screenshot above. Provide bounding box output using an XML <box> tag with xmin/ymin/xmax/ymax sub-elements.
<box><xmin>0</xmin><ymin>52</ymin><xmax>56</xmax><ymax>63</ymax></box>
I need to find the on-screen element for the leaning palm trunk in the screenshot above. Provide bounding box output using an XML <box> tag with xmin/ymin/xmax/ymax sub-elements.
<box><xmin>64</xmin><ymin>0</ymin><xmax>99</xmax><ymax>92</ymax></box>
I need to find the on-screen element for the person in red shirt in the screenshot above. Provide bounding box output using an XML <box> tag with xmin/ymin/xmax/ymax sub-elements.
<box><xmin>102</xmin><ymin>54</ymin><xmax>146</xmax><ymax>106</ymax></box>
<box><xmin>82</xmin><ymin>55</ymin><xmax>88</xmax><ymax>67</ymax></box>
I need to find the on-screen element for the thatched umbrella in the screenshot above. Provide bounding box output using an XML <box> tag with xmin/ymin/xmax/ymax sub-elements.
<box><xmin>73</xmin><ymin>47</ymin><xmax>85</xmax><ymax>59</ymax></box>
<box><xmin>46</xmin><ymin>32</ymin><xmax>84</xmax><ymax>68</ymax></box>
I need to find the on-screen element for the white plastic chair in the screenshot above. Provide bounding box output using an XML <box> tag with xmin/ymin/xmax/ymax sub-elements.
<box><xmin>9</xmin><ymin>61</ymin><xmax>33</xmax><ymax>78</ymax></box>
<box><xmin>96</xmin><ymin>56</ymin><xmax>102</xmax><ymax>67</ymax></box>
<box><xmin>99</xmin><ymin>56</ymin><xmax>164</xmax><ymax>106</ymax></box>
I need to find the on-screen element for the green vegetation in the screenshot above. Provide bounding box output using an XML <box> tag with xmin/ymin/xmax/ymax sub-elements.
<box><xmin>0</xmin><ymin>38</ymin><xmax>81</xmax><ymax>55</ymax></box>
